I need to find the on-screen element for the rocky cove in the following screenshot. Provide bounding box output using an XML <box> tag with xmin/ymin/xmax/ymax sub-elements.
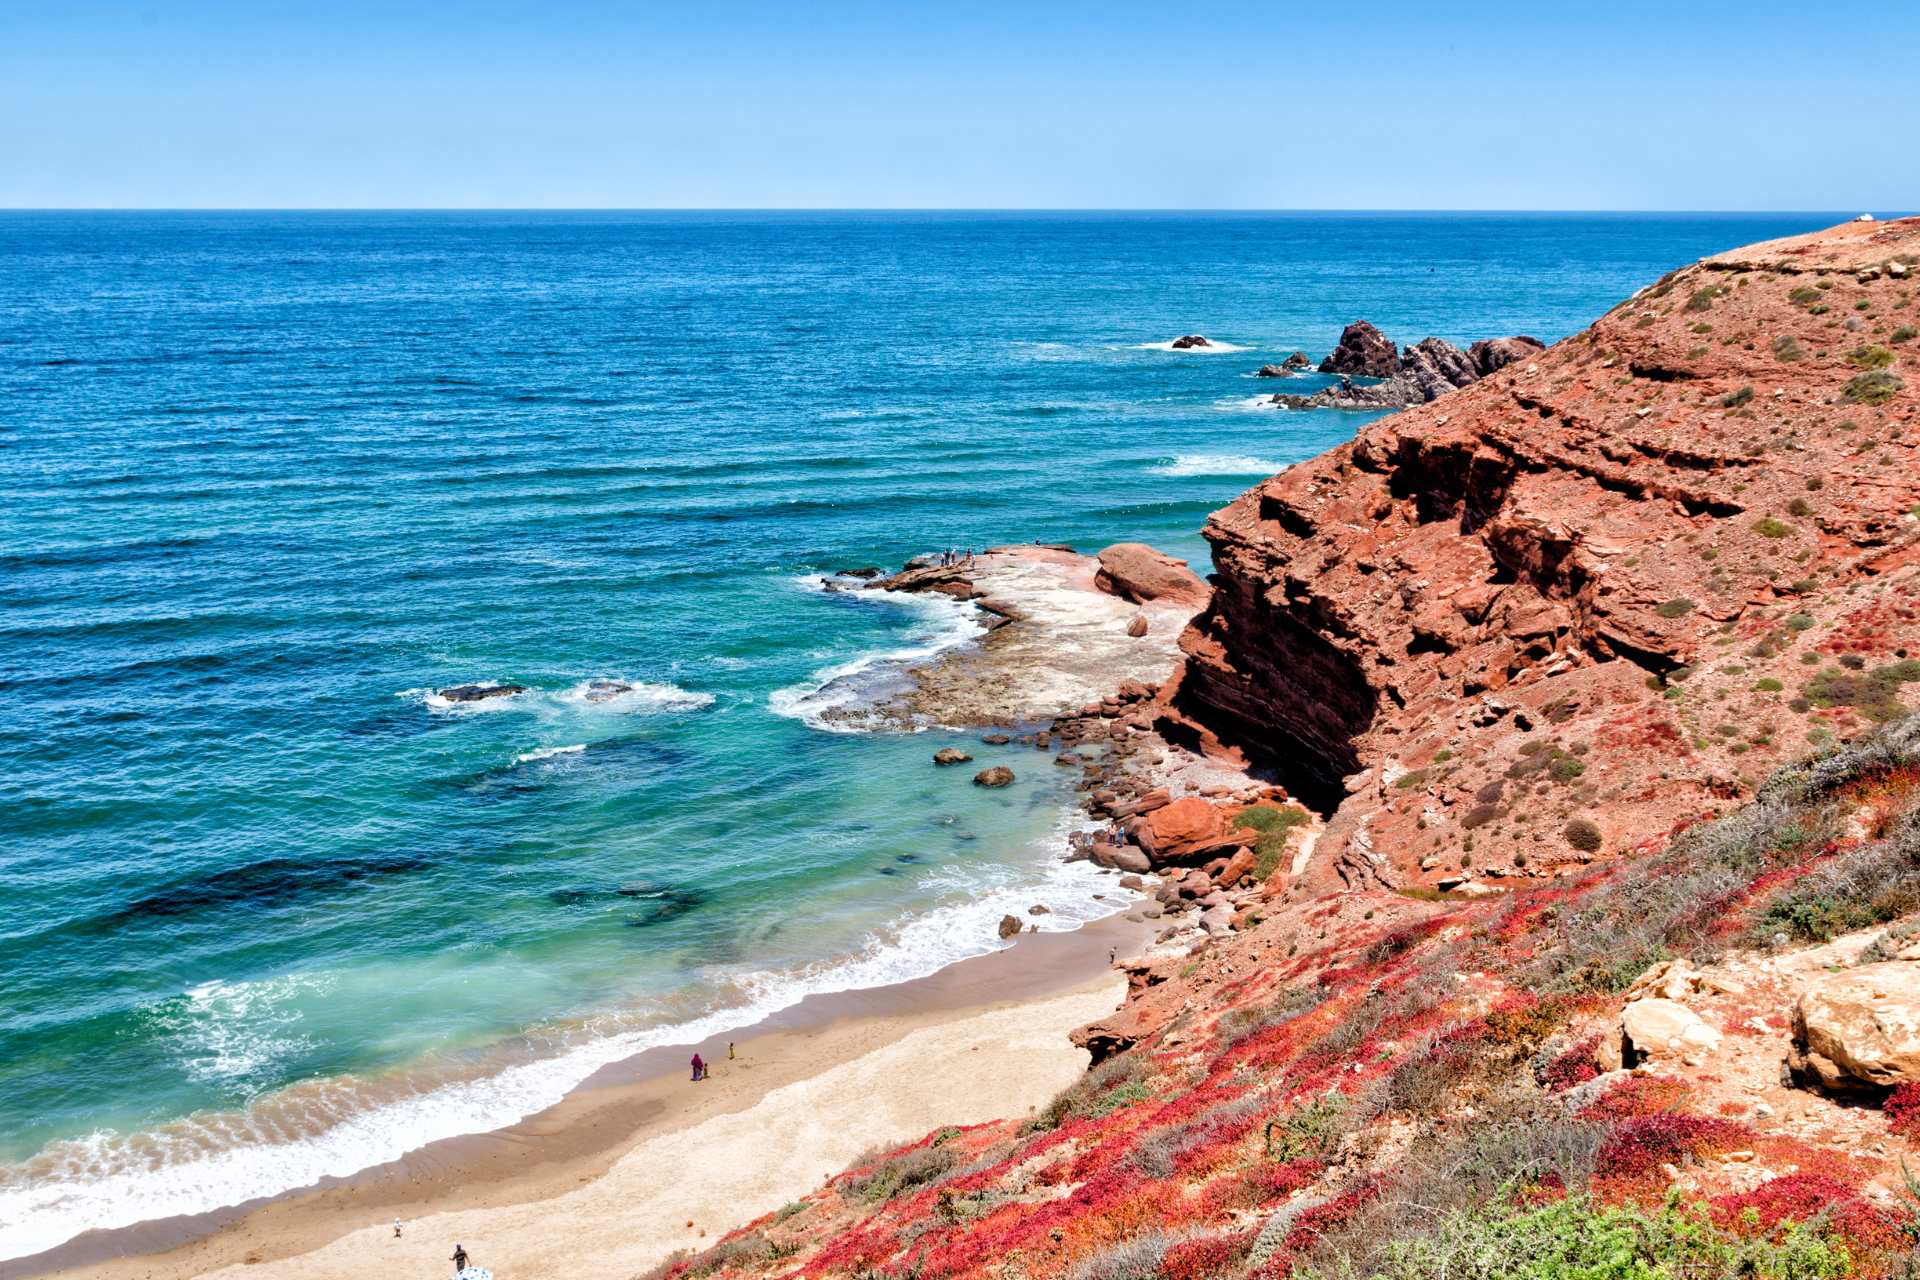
<box><xmin>652</xmin><ymin>216</ymin><xmax>1920</xmax><ymax>1280</ymax></box>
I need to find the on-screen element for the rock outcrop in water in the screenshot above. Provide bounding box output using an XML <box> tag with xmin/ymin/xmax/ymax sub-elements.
<box><xmin>437</xmin><ymin>683</ymin><xmax>527</xmax><ymax>702</ymax></box>
<box><xmin>1170</xmin><ymin>334</ymin><xmax>1212</xmax><ymax>349</ymax></box>
<box><xmin>1317</xmin><ymin>320</ymin><xmax>1399</xmax><ymax>376</ymax></box>
<box><xmin>1171</xmin><ymin>216</ymin><xmax>1920</xmax><ymax>891</ymax></box>
<box><xmin>1276</xmin><ymin>331</ymin><xmax>1545</xmax><ymax>411</ymax></box>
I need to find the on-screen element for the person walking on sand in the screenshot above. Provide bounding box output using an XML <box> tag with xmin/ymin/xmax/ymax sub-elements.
<box><xmin>393</xmin><ymin>1217</ymin><xmax>402</xmax><ymax>1238</ymax></box>
<box><xmin>691</xmin><ymin>1052</ymin><xmax>705</xmax><ymax>1081</ymax></box>
<box><xmin>451</xmin><ymin>1244</ymin><xmax>469</xmax><ymax>1276</ymax></box>
<box><xmin>728</xmin><ymin>1041</ymin><xmax>736</xmax><ymax>1061</ymax></box>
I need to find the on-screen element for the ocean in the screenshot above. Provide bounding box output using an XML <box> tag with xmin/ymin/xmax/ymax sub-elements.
<box><xmin>0</xmin><ymin>210</ymin><xmax>1839</xmax><ymax>1259</ymax></box>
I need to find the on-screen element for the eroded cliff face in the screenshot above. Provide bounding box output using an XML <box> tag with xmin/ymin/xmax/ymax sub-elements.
<box><xmin>1171</xmin><ymin>217</ymin><xmax>1920</xmax><ymax>894</ymax></box>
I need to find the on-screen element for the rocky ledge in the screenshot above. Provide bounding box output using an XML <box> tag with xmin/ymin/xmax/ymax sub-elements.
<box><xmin>812</xmin><ymin>542</ymin><xmax>1209</xmax><ymax>730</ymax></box>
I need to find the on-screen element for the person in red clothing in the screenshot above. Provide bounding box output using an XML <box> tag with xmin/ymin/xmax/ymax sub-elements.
<box><xmin>690</xmin><ymin>1052</ymin><xmax>705</xmax><ymax>1081</ymax></box>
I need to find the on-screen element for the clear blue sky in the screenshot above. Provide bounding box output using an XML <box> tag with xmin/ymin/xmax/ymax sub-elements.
<box><xmin>5</xmin><ymin>0</ymin><xmax>1915</xmax><ymax>210</ymax></box>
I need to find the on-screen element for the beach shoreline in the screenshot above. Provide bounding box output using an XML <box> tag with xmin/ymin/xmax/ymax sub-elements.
<box><xmin>21</xmin><ymin>913</ymin><xmax>1151</xmax><ymax>1280</ymax></box>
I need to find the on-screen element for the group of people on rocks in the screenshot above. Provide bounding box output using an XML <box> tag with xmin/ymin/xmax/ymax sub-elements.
<box><xmin>938</xmin><ymin>547</ymin><xmax>974</xmax><ymax>568</ymax></box>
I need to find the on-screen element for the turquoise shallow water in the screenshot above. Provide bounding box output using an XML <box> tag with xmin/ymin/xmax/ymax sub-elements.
<box><xmin>0</xmin><ymin>211</ymin><xmax>1840</xmax><ymax>1256</ymax></box>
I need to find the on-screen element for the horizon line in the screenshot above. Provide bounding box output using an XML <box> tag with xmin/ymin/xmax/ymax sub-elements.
<box><xmin>0</xmin><ymin>207</ymin><xmax>1901</xmax><ymax>217</ymax></box>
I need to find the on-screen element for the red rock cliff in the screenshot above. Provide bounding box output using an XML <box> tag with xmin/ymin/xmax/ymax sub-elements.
<box><xmin>1169</xmin><ymin>218</ymin><xmax>1920</xmax><ymax>894</ymax></box>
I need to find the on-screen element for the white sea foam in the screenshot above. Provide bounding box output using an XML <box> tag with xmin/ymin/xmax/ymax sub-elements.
<box><xmin>1210</xmin><ymin>394</ymin><xmax>1282</xmax><ymax>414</ymax></box>
<box><xmin>148</xmin><ymin>974</ymin><xmax>332</xmax><ymax>1087</ymax></box>
<box><xmin>514</xmin><ymin>743</ymin><xmax>587</xmax><ymax>764</ymax></box>
<box><xmin>554</xmin><ymin>680</ymin><xmax>715</xmax><ymax>714</ymax></box>
<box><xmin>1133</xmin><ymin>338</ymin><xmax>1250</xmax><ymax>353</ymax></box>
<box><xmin>1151</xmin><ymin>452</ymin><xmax>1287</xmax><ymax>477</ymax></box>
<box><xmin>399</xmin><ymin>680</ymin><xmax>713</xmax><ymax>717</ymax></box>
<box><xmin>0</xmin><ymin>828</ymin><xmax>1137</xmax><ymax>1262</ymax></box>
<box><xmin>768</xmin><ymin>577</ymin><xmax>984</xmax><ymax>732</ymax></box>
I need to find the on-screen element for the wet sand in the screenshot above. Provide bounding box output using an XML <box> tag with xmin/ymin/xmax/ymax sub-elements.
<box><xmin>24</xmin><ymin>914</ymin><xmax>1151</xmax><ymax>1280</ymax></box>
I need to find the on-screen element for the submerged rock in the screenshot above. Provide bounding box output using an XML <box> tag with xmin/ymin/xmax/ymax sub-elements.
<box><xmin>438</xmin><ymin>683</ymin><xmax>528</xmax><ymax>703</ymax></box>
<box><xmin>933</xmin><ymin>747</ymin><xmax>973</xmax><ymax>766</ymax></box>
<box><xmin>582</xmin><ymin>679</ymin><xmax>633</xmax><ymax>702</ymax></box>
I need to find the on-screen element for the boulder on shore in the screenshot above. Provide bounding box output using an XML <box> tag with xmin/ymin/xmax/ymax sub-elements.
<box><xmin>1170</xmin><ymin>334</ymin><xmax>1212</xmax><ymax>349</ymax></box>
<box><xmin>997</xmin><ymin>914</ymin><xmax>1022</xmax><ymax>939</ymax></box>
<box><xmin>1317</xmin><ymin>321</ymin><xmax>1398</xmax><ymax>376</ymax></box>
<box><xmin>1790</xmin><ymin>960</ymin><xmax>1920</xmax><ymax>1091</ymax></box>
<box><xmin>974</xmin><ymin>766</ymin><xmax>1016</xmax><ymax>788</ymax></box>
<box><xmin>1126</xmin><ymin>613</ymin><xmax>1149</xmax><ymax>638</ymax></box>
<box><xmin>438</xmin><ymin>683</ymin><xmax>528</xmax><ymax>703</ymax></box>
<box><xmin>1094</xmin><ymin>543</ymin><xmax>1209</xmax><ymax>608</ymax></box>
<box><xmin>1621</xmin><ymin>997</ymin><xmax>1721</xmax><ymax>1066</ymax></box>
<box><xmin>933</xmin><ymin>747</ymin><xmax>973</xmax><ymax>766</ymax></box>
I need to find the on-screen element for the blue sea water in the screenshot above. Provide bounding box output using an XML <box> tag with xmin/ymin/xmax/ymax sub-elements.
<box><xmin>0</xmin><ymin>211</ymin><xmax>1840</xmax><ymax>1257</ymax></box>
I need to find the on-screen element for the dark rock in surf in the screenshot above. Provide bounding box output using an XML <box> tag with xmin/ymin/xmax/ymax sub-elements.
<box><xmin>439</xmin><ymin>683</ymin><xmax>528</xmax><ymax>703</ymax></box>
<box><xmin>933</xmin><ymin>747</ymin><xmax>973</xmax><ymax>766</ymax></box>
<box><xmin>974</xmin><ymin>766</ymin><xmax>1016</xmax><ymax>787</ymax></box>
<box><xmin>1169</xmin><ymin>335</ymin><xmax>1212</xmax><ymax>349</ymax></box>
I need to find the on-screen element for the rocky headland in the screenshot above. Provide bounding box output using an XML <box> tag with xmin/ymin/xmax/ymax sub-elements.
<box><xmin>655</xmin><ymin>218</ymin><xmax>1920</xmax><ymax>1280</ymax></box>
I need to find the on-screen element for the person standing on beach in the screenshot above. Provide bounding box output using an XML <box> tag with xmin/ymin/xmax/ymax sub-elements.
<box><xmin>451</xmin><ymin>1244</ymin><xmax>469</xmax><ymax>1275</ymax></box>
<box><xmin>393</xmin><ymin>1217</ymin><xmax>402</xmax><ymax>1238</ymax></box>
<box><xmin>691</xmin><ymin>1052</ymin><xmax>705</xmax><ymax>1081</ymax></box>
<box><xmin>728</xmin><ymin>1041</ymin><xmax>735</xmax><ymax>1061</ymax></box>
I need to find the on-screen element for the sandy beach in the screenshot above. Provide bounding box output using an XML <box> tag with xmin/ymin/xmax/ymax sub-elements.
<box><xmin>26</xmin><ymin>916</ymin><xmax>1144</xmax><ymax>1280</ymax></box>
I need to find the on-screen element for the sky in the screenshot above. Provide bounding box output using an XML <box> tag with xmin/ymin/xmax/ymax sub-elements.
<box><xmin>3</xmin><ymin>0</ymin><xmax>1916</xmax><ymax>210</ymax></box>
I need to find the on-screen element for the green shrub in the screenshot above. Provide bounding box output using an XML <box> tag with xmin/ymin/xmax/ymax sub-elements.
<box><xmin>1772</xmin><ymin>335</ymin><xmax>1806</xmax><ymax>362</ymax></box>
<box><xmin>1721</xmin><ymin>385</ymin><xmax>1754</xmax><ymax>408</ymax></box>
<box><xmin>1655</xmin><ymin>598</ymin><xmax>1695</xmax><ymax>619</ymax></box>
<box><xmin>1847</xmin><ymin>344</ymin><xmax>1896</xmax><ymax>370</ymax></box>
<box><xmin>1804</xmin><ymin>660</ymin><xmax>1920</xmax><ymax>722</ymax></box>
<box><xmin>1755</xmin><ymin>678</ymin><xmax>1784</xmax><ymax>693</ymax></box>
<box><xmin>1893</xmin><ymin>325</ymin><xmax>1917</xmax><ymax>344</ymax></box>
<box><xmin>1369</xmin><ymin>1196</ymin><xmax>1849</xmax><ymax>1280</ymax></box>
<box><xmin>842</xmin><ymin>1142</ymin><xmax>958</xmax><ymax>1203</ymax></box>
<box><xmin>1564</xmin><ymin>817</ymin><xmax>1603</xmax><ymax>853</ymax></box>
<box><xmin>1789</xmin><ymin>286</ymin><xmax>1822</xmax><ymax>306</ymax></box>
<box><xmin>1684</xmin><ymin>285</ymin><xmax>1723</xmax><ymax>312</ymax></box>
<box><xmin>1843</xmin><ymin>370</ymin><xmax>1903</xmax><ymax>405</ymax></box>
<box><xmin>1754</xmin><ymin>517</ymin><xmax>1794</xmax><ymax>538</ymax></box>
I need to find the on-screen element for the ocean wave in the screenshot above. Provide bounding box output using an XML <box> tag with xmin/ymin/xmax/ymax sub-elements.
<box><xmin>768</xmin><ymin>578</ymin><xmax>983</xmax><ymax>733</ymax></box>
<box><xmin>145</xmin><ymin>973</ymin><xmax>332</xmax><ymax>1088</ymax></box>
<box><xmin>1150</xmin><ymin>452</ymin><xmax>1287</xmax><ymax>477</ymax></box>
<box><xmin>554</xmin><ymin>679</ymin><xmax>716</xmax><ymax>714</ymax></box>
<box><xmin>400</xmin><ymin>680</ymin><xmax>714</xmax><ymax>717</ymax></box>
<box><xmin>514</xmin><ymin>743</ymin><xmax>587</xmax><ymax>764</ymax></box>
<box><xmin>1210</xmin><ymin>394</ymin><xmax>1282</xmax><ymax>414</ymax></box>
<box><xmin>0</xmin><ymin>829</ymin><xmax>1137</xmax><ymax>1262</ymax></box>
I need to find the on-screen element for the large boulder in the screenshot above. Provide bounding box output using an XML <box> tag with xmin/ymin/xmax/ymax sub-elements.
<box><xmin>1170</xmin><ymin>334</ymin><xmax>1212</xmax><ymax>349</ymax></box>
<box><xmin>1317</xmin><ymin>321</ymin><xmax>1399</xmax><ymax>376</ymax></box>
<box><xmin>933</xmin><ymin>747</ymin><xmax>973</xmax><ymax>765</ymax></box>
<box><xmin>1282</xmin><ymin>350</ymin><xmax>1312</xmax><ymax>370</ymax></box>
<box><xmin>1468</xmin><ymin>335</ymin><xmax>1546</xmax><ymax>376</ymax></box>
<box><xmin>1254</xmin><ymin>364</ymin><xmax>1295</xmax><ymax>378</ymax></box>
<box><xmin>973</xmin><ymin>766</ymin><xmax>1016</xmax><ymax>788</ymax></box>
<box><xmin>1132</xmin><ymin>796</ymin><xmax>1246</xmax><ymax>865</ymax></box>
<box><xmin>1621</xmin><ymin>998</ymin><xmax>1722</xmax><ymax>1066</ymax></box>
<box><xmin>997</xmin><ymin>914</ymin><xmax>1023</xmax><ymax>939</ymax></box>
<box><xmin>1094</xmin><ymin>543</ymin><xmax>1208</xmax><ymax>608</ymax></box>
<box><xmin>1790</xmin><ymin>961</ymin><xmax>1920</xmax><ymax>1091</ymax></box>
